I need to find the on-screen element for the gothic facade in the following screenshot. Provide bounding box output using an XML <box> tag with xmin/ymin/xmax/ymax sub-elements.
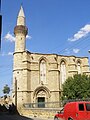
<box><xmin>12</xmin><ymin>6</ymin><xmax>90</xmax><ymax>108</ymax></box>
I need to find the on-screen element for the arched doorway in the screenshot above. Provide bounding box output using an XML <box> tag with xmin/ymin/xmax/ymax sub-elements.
<box><xmin>37</xmin><ymin>90</ymin><xmax>46</xmax><ymax>108</ymax></box>
<box><xmin>33</xmin><ymin>86</ymin><xmax>50</xmax><ymax>108</ymax></box>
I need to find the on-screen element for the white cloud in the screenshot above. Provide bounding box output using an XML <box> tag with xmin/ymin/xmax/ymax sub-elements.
<box><xmin>8</xmin><ymin>52</ymin><xmax>13</xmax><ymax>56</ymax></box>
<box><xmin>0</xmin><ymin>52</ymin><xmax>13</xmax><ymax>56</ymax></box>
<box><xmin>26</xmin><ymin>35</ymin><xmax>32</xmax><ymax>39</ymax></box>
<box><xmin>4</xmin><ymin>32</ymin><xmax>15</xmax><ymax>42</ymax></box>
<box><xmin>64</xmin><ymin>48</ymin><xmax>70</xmax><ymax>54</ymax></box>
<box><xmin>73</xmin><ymin>48</ymin><xmax>80</xmax><ymax>53</ymax></box>
<box><xmin>68</xmin><ymin>24</ymin><xmax>90</xmax><ymax>42</ymax></box>
<box><xmin>4</xmin><ymin>32</ymin><xmax>31</xmax><ymax>42</ymax></box>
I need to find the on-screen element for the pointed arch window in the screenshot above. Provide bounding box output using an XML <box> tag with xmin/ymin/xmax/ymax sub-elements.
<box><xmin>40</xmin><ymin>59</ymin><xmax>46</xmax><ymax>84</ymax></box>
<box><xmin>60</xmin><ymin>61</ymin><xmax>66</xmax><ymax>84</ymax></box>
<box><xmin>77</xmin><ymin>61</ymin><xmax>81</xmax><ymax>74</ymax></box>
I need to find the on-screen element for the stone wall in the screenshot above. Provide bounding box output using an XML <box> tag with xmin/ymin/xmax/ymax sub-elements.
<box><xmin>0</xmin><ymin>97</ymin><xmax>12</xmax><ymax>105</ymax></box>
<box><xmin>13</xmin><ymin>50</ymin><xmax>90</xmax><ymax>108</ymax></box>
<box><xmin>20</xmin><ymin>107</ymin><xmax>63</xmax><ymax>119</ymax></box>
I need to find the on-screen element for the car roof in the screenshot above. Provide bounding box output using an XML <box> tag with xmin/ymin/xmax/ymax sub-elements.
<box><xmin>66</xmin><ymin>101</ymin><xmax>90</xmax><ymax>104</ymax></box>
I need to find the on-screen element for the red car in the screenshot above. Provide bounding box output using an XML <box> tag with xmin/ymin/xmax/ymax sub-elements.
<box><xmin>54</xmin><ymin>101</ymin><xmax>90</xmax><ymax>120</ymax></box>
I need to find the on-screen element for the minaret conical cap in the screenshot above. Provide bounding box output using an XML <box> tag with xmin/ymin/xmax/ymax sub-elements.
<box><xmin>18</xmin><ymin>6</ymin><xmax>25</xmax><ymax>17</ymax></box>
<box><xmin>17</xmin><ymin>5</ymin><xmax>25</xmax><ymax>26</ymax></box>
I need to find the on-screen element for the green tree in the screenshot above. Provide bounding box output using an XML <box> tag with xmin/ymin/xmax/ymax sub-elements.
<box><xmin>62</xmin><ymin>74</ymin><xmax>90</xmax><ymax>100</ymax></box>
<box><xmin>3</xmin><ymin>84</ymin><xmax>10</xmax><ymax>95</ymax></box>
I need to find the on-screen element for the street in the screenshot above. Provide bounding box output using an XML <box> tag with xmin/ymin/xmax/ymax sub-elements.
<box><xmin>0</xmin><ymin>113</ymin><xmax>53</xmax><ymax>120</ymax></box>
<box><xmin>0</xmin><ymin>113</ymin><xmax>33</xmax><ymax>120</ymax></box>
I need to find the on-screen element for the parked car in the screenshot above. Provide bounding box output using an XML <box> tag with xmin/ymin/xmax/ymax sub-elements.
<box><xmin>54</xmin><ymin>101</ymin><xmax>90</xmax><ymax>120</ymax></box>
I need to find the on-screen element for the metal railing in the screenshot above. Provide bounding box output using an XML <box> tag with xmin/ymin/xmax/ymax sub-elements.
<box><xmin>23</xmin><ymin>99</ymin><xmax>90</xmax><ymax>108</ymax></box>
<box><xmin>24</xmin><ymin>101</ymin><xmax>62</xmax><ymax>108</ymax></box>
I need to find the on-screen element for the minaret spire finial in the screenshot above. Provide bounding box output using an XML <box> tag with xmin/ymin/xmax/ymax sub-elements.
<box><xmin>21</xmin><ymin>2</ymin><xmax>23</xmax><ymax>7</ymax></box>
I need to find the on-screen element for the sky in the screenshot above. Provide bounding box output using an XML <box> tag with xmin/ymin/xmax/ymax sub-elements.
<box><xmin>1</xmin><ymin>0</ymin><xmax>90</xmax><ymax>96</ymax></box>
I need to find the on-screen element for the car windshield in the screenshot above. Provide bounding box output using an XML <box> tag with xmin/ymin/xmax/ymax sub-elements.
<box><xmin>86</xmin><ymin>103</ymin><xmax>90</xmax><ymax>111</ymax></box>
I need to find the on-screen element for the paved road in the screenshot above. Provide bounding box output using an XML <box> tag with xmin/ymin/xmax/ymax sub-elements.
<box><xmin>0</xmin><ymin>113</ymin><xmax>33</xmax><ymax>120</ymax></box>
<box><xmin>0</xmin><ymin>113</ymin><xmax>53</xmax><ymax>120</ymax></box>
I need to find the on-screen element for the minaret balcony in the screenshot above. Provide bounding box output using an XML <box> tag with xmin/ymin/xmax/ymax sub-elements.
<box><xmin>14</xmin><ymin>25</ymin><xmax>28</xmax><ymax>36</ymax></box>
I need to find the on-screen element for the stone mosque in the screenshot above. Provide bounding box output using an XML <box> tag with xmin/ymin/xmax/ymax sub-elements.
<box><xmin>12</xmin><ymin>6</ymin><xmax>90</xmax><ymax>108</ymax></box>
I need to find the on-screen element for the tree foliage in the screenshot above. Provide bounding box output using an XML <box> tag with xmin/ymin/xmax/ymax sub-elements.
<box><xmin>3</xmin><ymin>84</ymin><xmax>10</xmax><ymax>95</ymax></box>
<box><xmin>62</xmin><ymin>74</ymin><xmax>90</xmax><ymax>100</ymax></box>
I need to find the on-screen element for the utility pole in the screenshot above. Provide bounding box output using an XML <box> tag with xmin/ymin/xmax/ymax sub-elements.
<box><xmin>15</xmin><ymin>77</ymin><xmax>17</xmax><ymax>109</ymax></box>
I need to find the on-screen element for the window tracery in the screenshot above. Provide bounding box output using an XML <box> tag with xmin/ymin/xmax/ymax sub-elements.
<box><xmin>40</xmin><ymin>59</ymin><xmax>46</xmax><ymax>84</ymax></box>
<box><xmin>60</xmin><ymin>61</ymin><xmax>66</xmax><ymax>84</ymax></box>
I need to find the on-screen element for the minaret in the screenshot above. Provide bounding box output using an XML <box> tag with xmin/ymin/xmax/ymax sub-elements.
<box><xmin>14</xmin><ymin>6</ymin><xmax>28</xmax><ymax>52</ymax></box>
<box><xmin>12</xmin><ymin>6</ymin><xmax>28</xmax><ymax>108</ymax></box>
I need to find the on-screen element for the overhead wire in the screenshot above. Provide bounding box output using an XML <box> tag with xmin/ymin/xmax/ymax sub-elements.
<box><xmin>56</xmin><ymin>35</ymin><xmax>90</xmax><ymax>55</ymax></box>
<box><xmin>1</xmin><ymin>33</ymin><xmax>90</xmax><ymax>78</ymax></box>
